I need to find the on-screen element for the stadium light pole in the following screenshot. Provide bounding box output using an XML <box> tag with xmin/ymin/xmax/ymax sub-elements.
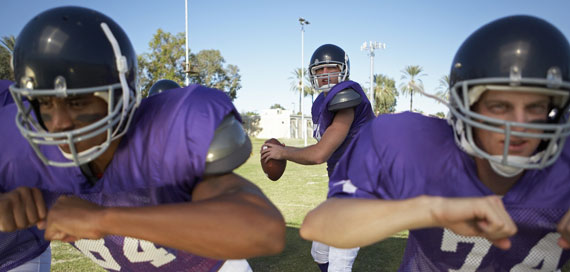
<box><xmin>360</xmin><ymin>41</ymin><xmax>386</xmax><ymax>112</ymax></box>
<box><xmin>299</xmin><ymin>17</ymin><xmax>310</xmax><ymax>146</ymax></box>
<box><xmin>184</xmin><ymin>0</ymin><xmax>190</xmax><ymax>86</ymax></box>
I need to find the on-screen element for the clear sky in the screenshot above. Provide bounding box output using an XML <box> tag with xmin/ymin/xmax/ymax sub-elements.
<box><xmin>3</xmin><ymin>0</ymin><xmax>570</xmax><ymax>115</ymax></box>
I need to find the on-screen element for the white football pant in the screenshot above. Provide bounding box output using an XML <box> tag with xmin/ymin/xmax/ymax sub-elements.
<box><xmin>311</xmin><ymin>241</ymin><xmax>360</xmax><ymax>272</ymax></box>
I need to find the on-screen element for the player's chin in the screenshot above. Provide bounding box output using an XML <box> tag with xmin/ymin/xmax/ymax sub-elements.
<box><xmin>58</xmin><ymin>144</ymin><xmax>71</xmax><ymax>153</ymax></box>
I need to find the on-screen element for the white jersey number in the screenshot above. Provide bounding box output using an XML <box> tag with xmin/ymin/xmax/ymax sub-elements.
<box><xmin>441</xmin><ymin>229</ymin><xmax>492</xmax><ymax>272</ymax></box>
<box><xmin>75</xmin><ymin>239</ymin><xmax>121</xmax><ymax>271</ymax></box>
<box><xmin>74</xmin><ymin>237</ymin><xmax>176</xmax><ymax>271</ymax></box>
<box><xmin>441</xmin><ymin>229</ymin><xmax>563</xmax><ymax>271</ymax></box>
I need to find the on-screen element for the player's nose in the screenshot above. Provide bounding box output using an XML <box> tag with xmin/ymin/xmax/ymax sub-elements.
<box><xmin>49</xmin><ymin>107</ymin><xmax>74</xmax><ymax>133</ymax></box>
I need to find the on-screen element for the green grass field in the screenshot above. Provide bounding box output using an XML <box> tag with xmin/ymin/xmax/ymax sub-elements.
<box><xmin>50</xmin><ymin>138</ymin><xmax>406</xmax><ymax>271</ymax></box>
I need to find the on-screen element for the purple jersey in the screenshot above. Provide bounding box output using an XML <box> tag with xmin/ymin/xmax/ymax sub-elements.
<box><xmin>0</xmin><ymin>85</ymin><xmax>241</xmax><ymax>271</ymax></box>
<box><xmin>329</xmin><ymin>112</ymin><xmax>570</xmax><ymax>271</ymax></box>
<box><xmin>311</xmin><ymin>80</ymin><xmax>374</xmax><ymax>176</ymax></box>
<box><xmin>0</xmin><ymin>80</ymin><xmax>15</xmax><ymax>106</ymax></box>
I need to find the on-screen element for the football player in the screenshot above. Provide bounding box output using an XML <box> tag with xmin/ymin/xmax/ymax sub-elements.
<box><xmin>300</xmin><ymin>15</ymin><xmax>570</xmax><ymax>270</ymax></box>
<box><xmin>147</xmin><ymin>79</ymin><xmax>181</xmax><ymax>97</ymax></box>
<box><xmin>0</xmin><ymin>6</ymin><xmax>285</xmax><ymax>272</ymax></box>
<box><xmin>261</xmin><ymin>44</ymin><xmax>374</xmax><ymax>271</ymax></box>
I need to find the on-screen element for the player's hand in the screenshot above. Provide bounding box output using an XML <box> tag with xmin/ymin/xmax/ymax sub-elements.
<box><xmin>43</xmin><ymin>196</ymin><xmax>106</xmax><ymax>242</ymax></box>
<box><xmin>0</xmin><ymin>187</ymin><xmax>46</xmax><ymax>232</ymax></box>
<box><xmin>556</xmin><ymin>209</ymin><xmax>570</xmax><ymax>249</ymax></box>
<box><xmin>260</xmin><ymin>142</ymin><xmax>285</xmax><ymax>163</ymax></box>
<box><xmin>431</xmin><ymin>195</ymin><xmax>517</xmax><ymax>250</ymax></box>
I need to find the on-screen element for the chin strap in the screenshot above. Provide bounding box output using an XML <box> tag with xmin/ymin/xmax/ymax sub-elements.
<box><xmin>488</xmin><ymin>157</ymin><xmax>526</xmax><ymax>177</ymax></box>
<box><xmin>58</xmin><ymin>144</ymin><xmax>106</xmax><ymax>164</ymax></box>
<box><xmin>79</xmin><ymin>164</ymin><xmax>99</xmax><ymax>186</ymax></box>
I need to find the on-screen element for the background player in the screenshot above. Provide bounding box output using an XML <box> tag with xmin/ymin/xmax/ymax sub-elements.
<box><xmin>0</xmin><ymin>6</ymin><xmax>285</xmax><ymax>272</ymax></box>
<box><xmin>261</xmin><ymin>44</ymin><xmax>374</xmax><ymax>271</ymax></box>
<box><xmin>301</xmin><ymin>15</ymin><xmax>570</xmax><ymax>271</ymax></box>
<box><xmin>147</xmin><ymin>79</ymin><xmax>181</xmax><ymax>97</ymax></box>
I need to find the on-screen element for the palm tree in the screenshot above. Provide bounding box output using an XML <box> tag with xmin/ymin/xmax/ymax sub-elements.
<box><xmin>374</xmin><ymin>74</ymin><xmax>398</xmax><ymax>115</ymax></box>
<box><xmin>399</xmin><ymin>65</ymin><xmax>426</xmax><ymax>111</ymax></box>
<box><xmin>1</xmin><ymin>35</ymin><xmax>16</xmax><ymax>53</ymax></box>
<box><xmin>0</xmin><ymin>35</ymin><xmax>16</xmax><ymax>81</ymax></box>
<box><xmin>434</xmin><ymin>74</ymin><xmax>450</xmax><ymax>104</ymax></box>
<box><xmin>288</xmin><ymin>68</ymin><xmax>313</xmax><ymax>114</ymax></box>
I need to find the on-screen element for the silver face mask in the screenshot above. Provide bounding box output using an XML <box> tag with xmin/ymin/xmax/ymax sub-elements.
<box><xmin>309</xmin><ymin>64</ymin><xmax>347</xmax><ymax>93</ymax></box>
<box><xmin>446</xmin><ymin>78</ymin><xmax>570</xmax><ymax>176</ymax></box>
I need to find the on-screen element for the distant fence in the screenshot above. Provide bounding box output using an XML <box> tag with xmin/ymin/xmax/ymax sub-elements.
<box><xmin>242</xmin><ymin>114</ymin><xmax>312</xmax><ymax>139</ymax></box>
<box><xmin>289</xmin><ymin>115</ymin><xmax>313</xmax><ymax>139</ymax></box>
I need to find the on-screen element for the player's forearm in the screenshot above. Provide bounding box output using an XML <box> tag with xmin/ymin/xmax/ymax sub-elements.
<box><xmin>283</xmin><ymin>145</ymin><xmax>328</xmax><ymax>165</ymax></box>
<box><xmin>300</xmin><ymin>196</ymin><xmax>438</xmax><ymax>248</ymax></box>
<box><xmin>98</xmin><ymin>191</ymin><xmax>285</xmax><ymax>259</ymax></box>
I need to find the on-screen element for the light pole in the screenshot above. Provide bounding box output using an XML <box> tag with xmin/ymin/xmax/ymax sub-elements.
<box><xmin>299</xmin><ymin>17</ymin><xmax>309</xmax><ymax>146</ymax></box>
<box><xmin>184</xmin><ymin>0</ymin><xmax>190</xmax><ymax>86</ymax></box>
<box><xmin>360</xmin><ymin>41</ymin><xmax>386</xmax><ymax>112</ymax></box>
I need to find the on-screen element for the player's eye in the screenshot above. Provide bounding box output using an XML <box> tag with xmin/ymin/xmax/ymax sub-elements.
<box><xmin>527</xmin><ymin>103</ymin><xmax>549</xmax><ymax>115</ymax></box>
<box><xmin>37</xmin><ymin>98</ymin><xmax>53</xmax><ymax>109</ymax></box>
<box><xmin>486</xmin><ymin>102</ymin><xmax>509</xmax><ymax>114</ymax></box>
<box><xmin>67</xmin><ymin>98</ymin><xmax>89</xmax><ymax>109</ymax></box>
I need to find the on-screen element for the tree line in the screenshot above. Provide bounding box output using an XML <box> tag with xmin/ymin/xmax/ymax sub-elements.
<box><xmin>0</xmin><ymin>30</ymin><xmax>241</xmax><ymax>101</ymax></box>
<box><xmin>1</xmin><ymin>31</ymin><xmax>450</xmax><ymax>116</ymax></box>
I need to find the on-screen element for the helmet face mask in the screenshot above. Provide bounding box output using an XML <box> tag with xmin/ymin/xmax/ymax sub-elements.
<box><xmin>310</xmin><ymin>64</ymin><xmax>345</xmax><ymax>92</ymax></box>
<box><xmin>308</xmin><ymin>44</ymin><xmax>349</xmax><ymax>92</ymax></box>
<box><xmin>446</xmin><ymin>16</ymin><xmax>570</xmax><ymax>175</ymax></box>
<box><xmin>449</xmin><ymin>79</ymin><xmax>570</xmax><ymax>174</ymax></box>
<box><xmin>9</xmin><ymin>7</ymin><xmax>140</xmax><ymax>167</ymax></box>
<box><xmin>10</xmin><ymin>83</ymin><xmax>129</xmax><ymax>167</ymax></box>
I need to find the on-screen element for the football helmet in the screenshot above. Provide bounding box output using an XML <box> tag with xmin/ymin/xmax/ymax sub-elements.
<box><xmin>148</xmin><ymin>79</ymin><xmax>181</xmax><ymax>97</ymax></box>
<box><xmin>9</xmin><ymin>6</ymin><xmax>140</xmax><ymax>167</ymax></box>
<box><xmin>308</xmin><ymin>44</ymin><xmax>349</xmax><ymax>92</ymax></box>
<box><xmin>448</xmin><ymin>15</ymin><xmax>570</xmax><ymax>176</ymax></box>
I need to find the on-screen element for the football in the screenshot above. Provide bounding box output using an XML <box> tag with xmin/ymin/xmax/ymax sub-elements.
<box><xmin>261</xmin><ymin>138</ymin><xmax>287</xmax><ymax>181</ymax></box>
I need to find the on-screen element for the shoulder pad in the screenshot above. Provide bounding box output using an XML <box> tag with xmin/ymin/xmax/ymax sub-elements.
<box><xmin>204</xmin><ymin>115</ymin><xmax>252</xmax><ymax>176</ymax></box>
<box><xmin>328</xmin><ymin>88</ymin><xmax>362</xmax><ymax>112</ymax></box>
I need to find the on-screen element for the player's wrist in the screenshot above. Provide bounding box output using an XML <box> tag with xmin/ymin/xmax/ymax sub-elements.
<box><xmin>95</xmin><ymin>206</ymin><xmax>118</xmax><ymax>236</ymax></box>
<box><xmin>417</xmin><ymin>195</ymin><xmax>446</xmax><ymax>228</ymax></box>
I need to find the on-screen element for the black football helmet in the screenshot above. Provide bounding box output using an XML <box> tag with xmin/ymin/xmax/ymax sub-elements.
<box><xmin>148</xmin><ymin>79</ymin><xmax>181</xmax><ymax>97</ymax></box>
<box><xmin>9</xmin><ymin>6</ymin><xmax>140</xmax><ymax>167</ymax></box>
<box><xmin>308</xmin><ymin>44</ymin><xmax>349</xmax><ymax>92</ymax></box>
<box><xmin>447</xmin><ymin>15</ymin><xmax>570</xmax><ymax>175</ymax></box>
